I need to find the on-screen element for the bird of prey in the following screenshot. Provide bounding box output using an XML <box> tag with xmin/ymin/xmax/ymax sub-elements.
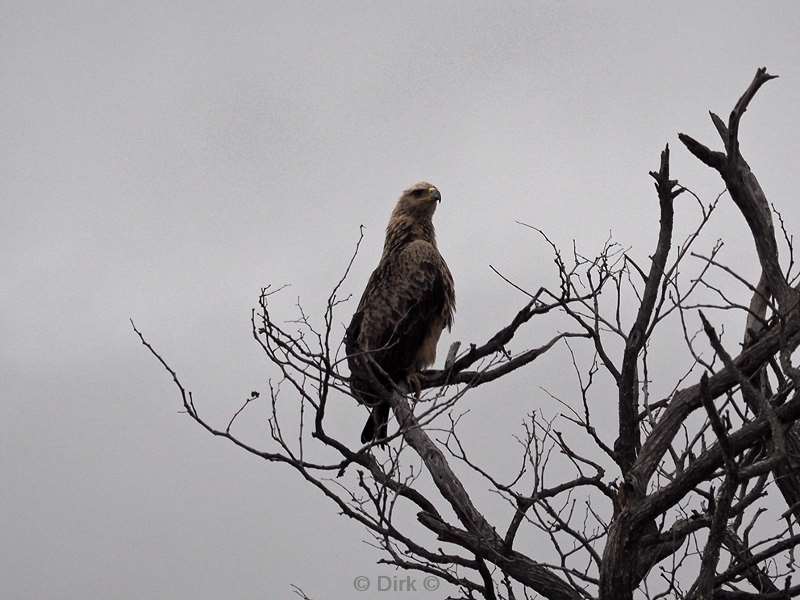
<box><xmin>345</xmin><ymin>182</ymin><xmax>455</xmax><ymax>445</ymax></box>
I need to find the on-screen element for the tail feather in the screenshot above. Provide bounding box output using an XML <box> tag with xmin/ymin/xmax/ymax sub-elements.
<box><xmin>361</xmin><ymin>403</ymin><xmax>390</xmax><ymax>445</ymax></box>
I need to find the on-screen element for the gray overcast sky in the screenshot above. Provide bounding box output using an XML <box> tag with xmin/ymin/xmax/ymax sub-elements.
<box><xmin>2</xmin><ymin>2</ymin><xmax>800</xmax><ymax>599</ymax></box>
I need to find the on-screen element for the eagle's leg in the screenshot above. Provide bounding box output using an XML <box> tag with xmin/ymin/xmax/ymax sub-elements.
<box><xmin>406</xmin><ymin>372</ymin><xmax>423</xmax><ymax>401</ymax></box>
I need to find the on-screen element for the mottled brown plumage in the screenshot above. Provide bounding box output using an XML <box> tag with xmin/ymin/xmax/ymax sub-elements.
<box><xmin>345</xmin><ymin>182</ymin><xmax>455</xmax><ymax>444</ymax></box>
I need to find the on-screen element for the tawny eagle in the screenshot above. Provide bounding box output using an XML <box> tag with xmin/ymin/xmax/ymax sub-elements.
<box><xmin>345</xmin><ymin>182</ymin><xmax>455</xmax><ymax>444</ymax></box>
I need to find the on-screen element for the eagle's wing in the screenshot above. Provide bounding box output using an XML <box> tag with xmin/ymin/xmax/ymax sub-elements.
<box><xmin>346</xmin><ymin>239</ymin><xmax>453</xmax><ymax>415</ymax></box>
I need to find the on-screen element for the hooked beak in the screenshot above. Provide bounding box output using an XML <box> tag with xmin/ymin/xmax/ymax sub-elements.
<box><xmin>429</xmin><ymin>187</ymin><xmax>441</xmax><ymax>203</ymax></box>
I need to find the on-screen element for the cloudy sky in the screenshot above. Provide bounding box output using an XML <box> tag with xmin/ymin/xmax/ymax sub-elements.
<box><xmin>3</xmin><ymin>2</ymin><xmax>800</xmax><ymax>598</ymax></box>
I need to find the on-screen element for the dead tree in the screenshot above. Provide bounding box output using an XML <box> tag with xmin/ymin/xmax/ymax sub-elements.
<box><xmin>135</xmin><ymin>68</ymin><xmax>800</xmax><ymax>600</ymax></box>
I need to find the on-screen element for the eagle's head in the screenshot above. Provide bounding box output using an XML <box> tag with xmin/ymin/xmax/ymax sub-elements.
<box><xmin>393</xmin><ymin>182</ymin><xmax>442</xmax><ymax>221</ymax></box>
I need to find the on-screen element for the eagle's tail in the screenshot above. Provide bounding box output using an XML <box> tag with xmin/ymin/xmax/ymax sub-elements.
<box><xmin>361</xmin><ymin>403</ymin><xmax>390</xmax><ymax>445</ymax></box>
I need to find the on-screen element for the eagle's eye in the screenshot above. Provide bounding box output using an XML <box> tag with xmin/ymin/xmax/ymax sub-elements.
<box><xmin>410</xmin><ymin>189</ymin><xmax>426</xmax><ymax>198</ymax></box>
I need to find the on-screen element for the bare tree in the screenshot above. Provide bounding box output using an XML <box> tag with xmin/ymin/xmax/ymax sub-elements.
<box><xmin>135</xmin><ymin>68</ymin><xmax>800</xmax><ymax>600</ymax></box>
